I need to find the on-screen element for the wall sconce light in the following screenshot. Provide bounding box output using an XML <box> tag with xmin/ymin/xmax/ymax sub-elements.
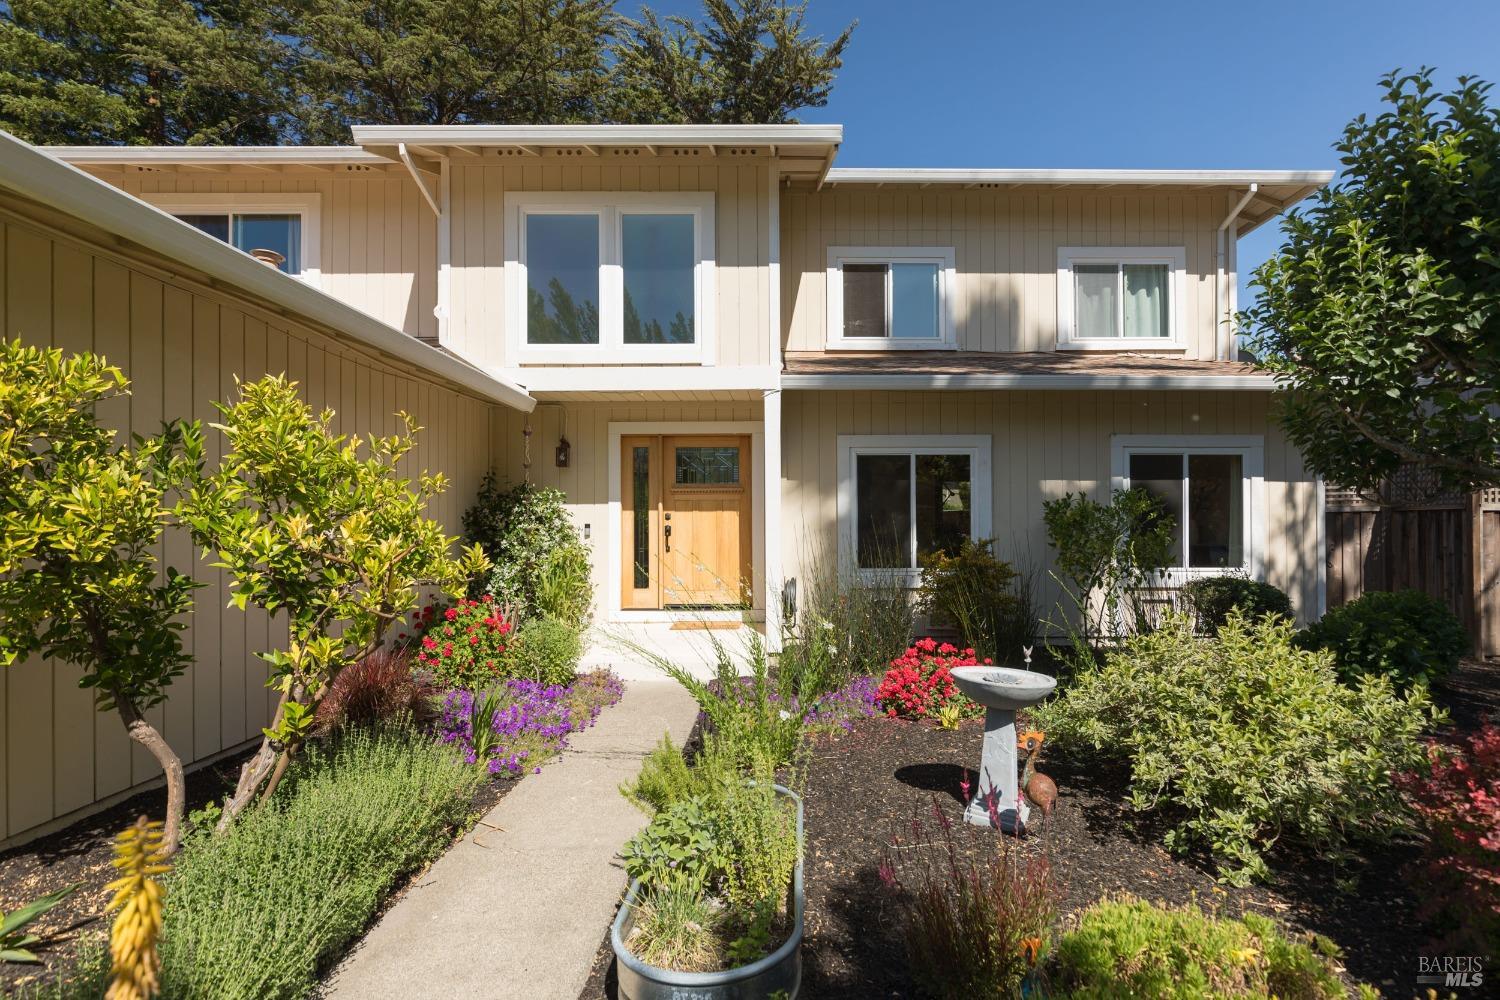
<box><xmin>555</xmin><ymin>435</ymin><xmax>571</xmax><ymax>468</ymax></box>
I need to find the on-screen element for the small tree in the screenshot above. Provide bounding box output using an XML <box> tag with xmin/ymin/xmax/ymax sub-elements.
<box><xmin>178</xmin><ymin>376</ymin><xmax>487</xmax><ymax>830</ymax></box>
<box><xmin>1042</xmin><ymin>488</ymin><xmax>1176</xmax><ymax>646</ymax></box>
<box><xmin>1242</xmin><ymin>69</ymin><xmax>1500</xmax><ymax>493</ymax></box>
<box><xmin>0</xmin><ymin>341</ymin><xmax>201</xmax><ymax>853</ymax></box>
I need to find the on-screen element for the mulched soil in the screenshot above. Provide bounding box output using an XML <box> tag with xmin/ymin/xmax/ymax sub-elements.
<box><xmin>580</xmin><ymin>657</ymin><xmax>1498</xmax><ymax>1000</ymax></box>
<box><xmin>0</xmin><ymin>747</ymin><xmax>521</xmax><ymax>997</ymax></box>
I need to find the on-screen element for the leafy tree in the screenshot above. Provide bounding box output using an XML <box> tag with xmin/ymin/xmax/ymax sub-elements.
<box><xmin>1042</xmin><ymin>488</ymin><xmax>1176</xmax><ymax>645</ymax></box>
<box><xmin>0</xmin><ymin>0</ymin><xmax>287</xmax><ymax>144</ymax></box>
<box><xmin>178</xmin><ymin>375</ymin><xmax>487</xmax><ymax>829</ymax></box>
<box><xmin>274</xmin><ymin>0</ymin><xmax>619</xmax><ymax>142</ymax></box>
<box><xmin>0</xmin><ymin>341</ymin><xmax>202</xmax><ymax>852</ymax></box>
<box><xmin>609</xmin><ymin>0</ymin><xmax>853</xmax><ymax>123</ymax></box>
<box><xmin>1243</xmin><ymin>69</ymin><xmax>1500</xmax><ymax>492</ymax></box>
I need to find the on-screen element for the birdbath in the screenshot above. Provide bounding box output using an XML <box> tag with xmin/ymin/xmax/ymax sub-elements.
<box><xmin>949</xmin><ymin>666</ymin><xmax>1057</xmax><ymax>833</ymax></box>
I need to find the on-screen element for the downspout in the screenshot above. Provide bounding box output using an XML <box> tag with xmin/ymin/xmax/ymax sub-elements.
<box><xmin>1216</xmin><ymin>184</ymin><xmax>1257</xmax><ymax>360</ymax></box>
<box><xmin>396</xmin><ymin>142</ymin><xmax>449</xmax><ymax>345</ymax></box>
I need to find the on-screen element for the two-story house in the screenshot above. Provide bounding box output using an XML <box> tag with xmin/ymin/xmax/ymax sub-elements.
<box><xmin>0</xmin><ymin>125</ymin><xmax>1330</xmax><ymax>844</ymax></box>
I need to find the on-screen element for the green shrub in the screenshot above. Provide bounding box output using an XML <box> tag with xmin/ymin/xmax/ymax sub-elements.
<box><xmin>1179</xmin><ymin>576</ymin><xmax>1293</xmax><ymax>635</ymax></box>
<box><xmin>156</xmin><ymin>724</ymin><xmax>479</xmax><ymax>999</ymax></box>
<box><xmin>464</xmin><ymin>477</ymin><xmax>593</xmax><ymax>627</ymax></box>
<box><xmin>514</xmin><ymin>615</ymin><xmax>582</xmax><ymax>686</ymax></box>
<box><xmin>917</xmin><ymin>538</ymin><xmax>1036</xmax><ymax>663</ymax></box>
<box><xmin>1297</xmin><ymin>589</ymin><xmax>1468</xmax><ymax>689</ymax></box>
<box><xmin>624</xmin><ymin>734</ymin><xmax>701</xmax><ymax>812</ymax></box>
<box><xmin>781</xmin><ymin>542</ymin><xmax>914</xmax><ymax>699</ymax></box>
<box><xmin>1034</xmin><ymin>613</ymin><xmax>1439</xmax><ymax>884</ymax></box>
<box><xmin>1043</xmin><ymin>488</ymin><xmax>1176</xmax><ymax>643</ymax></box>
<box><xmin>1052</xmin><ymin>897</ymin><xmax>1368</xmax><ymax>999</ymax></box>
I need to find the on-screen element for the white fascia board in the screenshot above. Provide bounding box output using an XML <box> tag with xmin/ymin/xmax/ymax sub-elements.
<box><xmin>351</xmin><ymin>123</ymin><xmax>844</xmax><ymax>147</ymax></box>
<box><xmin>823</xmin><ymin>168</ymin><xmax>1334</xmax><ymax>187</ymax></box>
<box><xmin>0</xmin><ymin>133</ymin><xmax>534</xmax><ymax>412</ymax></box>
<box><xmin>45</xmin><ymin>146</ymin><xmax>393</xmax><ymax>166</ymax></box>
<box><xmin>779</xmin><ymin>373</ymin><xmax>1277</xmax><ymax>391</ymax></box>
<box><xmin>510</xmin><ymin>366</ymin><xmax>781</xmax><ymax>394</ymax></box>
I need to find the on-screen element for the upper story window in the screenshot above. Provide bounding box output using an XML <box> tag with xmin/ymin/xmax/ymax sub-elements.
<box><xmin>1111</xmin><ymin>435</ymin><xmax>1265</xmax><ymax>579</ymax></box>
<box><xmin>1057</xmin><ymin>247</ymin><xmax>1185</xmax><ymax>350</ymax></box>
<box><xmin>506</xmin><ymin>192</ymin><xmax>714</xmax><ymax>365</ymax></box>
<box><xmin>145</xmin><ymin>193</ymin><xmax>321</xmax><ymax>284</ymax></box>
<box><xmin>826</xmin><ymin>247</ymin><xmax>956</xmax><ymax>351</ymax></box>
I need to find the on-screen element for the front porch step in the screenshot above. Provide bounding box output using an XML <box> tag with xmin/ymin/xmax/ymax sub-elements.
<box><xmin>578</xmin><ymin>621</ymin><xmax>763</xmax><ymax>682</ymax></box>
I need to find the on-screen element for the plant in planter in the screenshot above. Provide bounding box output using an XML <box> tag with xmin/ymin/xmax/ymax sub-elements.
<box><xmin>614</xmin><ymin>772</ymin><xmax>804</xmax><ymax>997</ymax></box>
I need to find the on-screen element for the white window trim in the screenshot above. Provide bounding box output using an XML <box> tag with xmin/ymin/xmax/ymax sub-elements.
<box><xmin>144</xmin><ymin>192</ymin><xmax>322</xmax><ymax>287</ymax></box>
<box><xmin>505</xmin><ymin>191</ymin><xmax>716</xmax><ymax>366</ymax></box>
<box><xmin>1109</xmin><ymin>434</ymin><xmax>1265</xmax><ymax>584</ymax></box>
<box><xmin>836</xmin><ymin>434</ymin><xmax>992</xmax><ymax>587</ymax></box>
<box><xmin>826</xmin><ymin>246</ymin><xmax>957</xmax><ymax>351</ymax></box>
<box><xmin>1057</xmin><ymin>246</ymin><xmax>1186</xmax><ymax>351</ymax></box>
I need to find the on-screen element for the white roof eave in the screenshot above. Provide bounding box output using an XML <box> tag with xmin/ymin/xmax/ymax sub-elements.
<box><xmin>0</xmin><ymin>132</ymin><xmax>534</xmax><ymax>412</ymax></box>
<box><xmin>349</xmin><ymin>123</ymin><xmax>844</xmax><ymax>148</ymax></box>
<box><xmin>822</xmin><ymin>167</ymin><xmax>1335</xmax><ymax>187</ymax></box>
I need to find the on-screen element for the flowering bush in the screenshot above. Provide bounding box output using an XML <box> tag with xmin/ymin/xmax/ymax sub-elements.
<box><xmin>1395</xmin><ymin>725</ymin><xmax>1500</xmax><ymax>952</ymax></box>
<box><xmin>802</xmin><ymin>675</ymin><xmax>881</xmax><ymax>730</ymax></box>
<box><xmin>435</xmin><ymin>669</ymin><xmax>624</xmax><ymax>776</ymax></box>
<box><xmin>406</xmin><ymin>596</ymin><xmax>516</xmax><ymax>689</ymax></box>
<box><xmin>877</xmin><ymin>638</ymin><xmax>988</xmax><ymax>720</ymax></box>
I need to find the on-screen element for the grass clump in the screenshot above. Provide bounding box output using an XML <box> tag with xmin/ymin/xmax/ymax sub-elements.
<box><xmin>1052</xmin><ymin>897</ymin><xmax>1372</xmax><ymax>999</ymax></box>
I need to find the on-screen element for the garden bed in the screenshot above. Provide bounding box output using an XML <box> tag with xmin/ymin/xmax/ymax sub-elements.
<box><xmin>0</xmin><ymin>744</ymin><xmax>522</xmax><ymax>998</ymax></box>
<box><xmin>581</xmin><ymin>656</ymin><xmax>1496</xmax><ymax>999</ymax></box>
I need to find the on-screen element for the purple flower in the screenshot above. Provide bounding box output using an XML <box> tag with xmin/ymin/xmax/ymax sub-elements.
<box><xmin>434</xmin><ymin>669</ymin><xmax>625</xmax><ymax>777</ymax></box>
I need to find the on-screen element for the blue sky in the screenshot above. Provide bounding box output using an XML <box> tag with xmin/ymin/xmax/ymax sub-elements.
<box><xmin>651</xmin><ymin>0</ymin><xmax>1500</xmax><ymax>302</ymax></box>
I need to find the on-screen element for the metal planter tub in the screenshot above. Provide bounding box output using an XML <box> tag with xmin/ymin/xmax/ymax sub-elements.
<box><xmin>611</xmin><ymin>785</ymin><xmax>805</xmax><ymax>1000</ymax></box>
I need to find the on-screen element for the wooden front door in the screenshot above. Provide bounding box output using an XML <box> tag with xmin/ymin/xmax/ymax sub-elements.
<box><xmin>622</xmin><ymin>434</ymin><xmax>752</xmax><ymax>609</ymax></box>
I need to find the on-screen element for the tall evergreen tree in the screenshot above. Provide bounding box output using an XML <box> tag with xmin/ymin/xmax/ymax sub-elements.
<box><xmin>0</xmin><ymin>0</ymin><xmax>287</xmax><ymax>144</ymax></box>
<box><xmin>609</xmin><ymin>0</ymin><xmax>853</xmax><ymax>123</ymax></box>
<box><xmin>276</xmin><ymin>0</ymin><xmax>619</xmax><ymax>142</ymax></box>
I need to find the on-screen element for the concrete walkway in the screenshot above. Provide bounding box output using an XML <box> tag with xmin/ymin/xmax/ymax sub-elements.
<box><xmin>322</xmin><ymin>679</ymin><xmax>700</xmax><ymax>1000</ymax></box>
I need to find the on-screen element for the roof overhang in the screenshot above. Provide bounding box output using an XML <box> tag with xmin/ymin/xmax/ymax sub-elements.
<box><xmin>349</xmin><ymin>124</ymin><xmax>844</xmax><ymax>184</ymax></box>
<box><xmin>780</xmin><ymin>372</ymin><xmax>1277</xmax><ymax>391</ymax></box>
<box><xmin>821</xmin><ymin>168</ymin><xmax>1334</xmax><ymax>235</ymax></box>
<box><xmin>44</xmin><ymin>145</ymin><xmax>396</xmax><ymax>175</ymax></box>
<box><xmin>1</xmin><ymin>132</ymin><xmax>534</xmax><ymax>412</ymax></box>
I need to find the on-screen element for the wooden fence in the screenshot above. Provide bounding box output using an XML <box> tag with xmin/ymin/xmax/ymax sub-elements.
<box><xmin>1326</xmin><ymin>477</ymin><xmax>1500</xmax><ymax>659</ymax></box>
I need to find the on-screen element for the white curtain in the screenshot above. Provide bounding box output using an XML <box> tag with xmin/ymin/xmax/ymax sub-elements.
<box><xmin>1074</xmin><ymin>264</ymin><xmax>1117</xmax><ymax>339</ymax></box>
<box><xmin>1122</xmin><ymin>263</ymin><xmax>1168</xmax><ymax>339</ymax></box>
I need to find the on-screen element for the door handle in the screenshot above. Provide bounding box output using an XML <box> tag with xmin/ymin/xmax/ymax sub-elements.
<box><xmin>664</xmin><ymin>524</ymin><xmax>672</xmax><ymax>552</ymax></box>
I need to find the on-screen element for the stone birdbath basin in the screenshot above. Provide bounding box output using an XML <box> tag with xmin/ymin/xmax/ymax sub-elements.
<box><xmin>949</xmin><ymin>666</ymin><xmax>1058</xmax><ymax>833</ymax></box>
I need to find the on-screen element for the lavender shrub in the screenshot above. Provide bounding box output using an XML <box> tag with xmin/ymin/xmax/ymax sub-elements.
<box><xmin>437</xmin><ymin>668</ymin><xmax>625</xmax><ymax>775</ymax></box>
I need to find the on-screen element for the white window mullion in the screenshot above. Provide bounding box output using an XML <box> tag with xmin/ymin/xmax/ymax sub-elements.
<box><xmin>1115</xmin><ymin>264</ymin><xmax>1126</xmax><ymax>339</ymax></box>
<box><xmin>1179</xmin><ymin>452</ymin><xmax>1191</xmax><ymax>571</ymax></box>
<box><xmin>908</xmin><ymin>454</ymin><xmax>918</xmax><ymax>569</ymax></box>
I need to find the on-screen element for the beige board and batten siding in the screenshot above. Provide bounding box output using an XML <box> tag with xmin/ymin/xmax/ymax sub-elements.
<box><xmin>0</xmin><ymin>192</ymin><xmax>502</xmax><ymax>846</ymax></box>
<box><xmin>488</xmin><ymin>397</ymin><xmax>766</xmax><ymax>619</ymax></box>
<box><xmin>780</xmin><ymin>389</ymin><xmax>1321</xmax><ymax>626</ymax></box>
<box><xmin>448</xmin><ymin>157</ymin><xmax>772</xmax><ymax>371</ymax></box>
<box><xmin>782</xmin><ymin>187</ymin><xmax>1239</xmax><ymax>359</ymax></box>
<box><xmin>94</xmin><ymin>167</ymin><xmax>439</xmax><ymax>341</ymax></box>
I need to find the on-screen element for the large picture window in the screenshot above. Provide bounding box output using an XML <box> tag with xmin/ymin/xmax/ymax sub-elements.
<box><xmin>1111</xmin><ymin>435</ymin><xmax>1264</xmax><ymax>577</ymax></box>
<box><xmin>1057</xmin><ymin>247</ymin><xmax>1185</xmax><ymax>349</ymax></box>
<box><xmin>507</xmin><ymin>192</ymin><xmax>714</xmax><ymax>364</ymax></box>
<box><xmin>826</xmin><ymin>247</ymin><xmax>956</xmax><ymax>350</ymax></box>
<box><xmin>838</xmin><ymin>435</ymin><xmax>992</xmax><ymax>583</ymax></box>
